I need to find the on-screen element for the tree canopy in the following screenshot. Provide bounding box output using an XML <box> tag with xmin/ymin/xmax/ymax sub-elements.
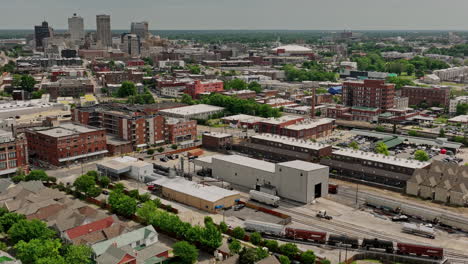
<box><xmin>116</xmin><ymin>81</ymin><xmax>137</xmax><ymax>97</ymax></box>
<box><xmin>173</xmin><ymin>241</ymin><xmax>199</xmax><ymax>264</ymax></box>
<box><xmin>414</xmin><ymin>150</ymin><xmax>430</xmax><ymax>162</ymax></box>
<box><xmin>8</xmin><ymin>219</ymin><xmax>55</xmax><ymax>243</ymax></box>
<box><xmin>12</xmin><ymin>74</ymin><xmax>36</xmax><ymax>92</ymax></box>
<box><xmin>108</xmin><ymin>190</ymin><xmax>137</xmax><ymax>217</ymax></box>
<box><xmin>375</xmin><ymin>142</ymin><xmax>389</xmax><ymax>156</ymax></box>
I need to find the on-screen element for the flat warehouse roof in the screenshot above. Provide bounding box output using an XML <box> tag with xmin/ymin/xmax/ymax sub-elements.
<box><xmin>213</xmin><ymin>154</ymin><xmax>276</xmax><ymax>173</ymax></box>
<box><xmin>278</xmin><ymin>160</ymin><xmax>328</xmax><ymax>171</ymax></box>
<box><xmin>333</xmin><ymin>149</ymin><xmax>430</xmax><ymax>169</ymax></box>
<box><xmin>252</xmin><ymin>134</ymin><xmax>330</xmax><ymax>150</ymax></box>
<box><xmin>150</xmin><ymin>176</ymin><xmax>240</xmax><ymax>202</ymax></box>
<box><xmin>159</xmin><ymin>104</ymin><xmax>224</xmax><ymax>115</ymax></box>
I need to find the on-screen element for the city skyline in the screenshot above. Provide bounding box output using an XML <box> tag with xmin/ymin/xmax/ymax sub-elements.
<box><xmin>3</xmin><ymin>0</ymin><xmax>468</xmax><ymax>30</ymax></box>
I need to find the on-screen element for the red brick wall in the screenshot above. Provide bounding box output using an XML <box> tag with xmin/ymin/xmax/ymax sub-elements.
<box><xmin>186</xmin><ymin>80</ymin><xmax>224</xmax><ymax>98</ymax></box>
<box><xmin>26</xmin><ymin>128</ymin><xmax>107</xmax><ymax>166</ymax></box>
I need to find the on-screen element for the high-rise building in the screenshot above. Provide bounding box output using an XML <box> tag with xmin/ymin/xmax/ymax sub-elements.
<box><xmin>68</xmin><ymin>13</ymin><xmax>84</xmax><ymax>41</ymax></box>
<box><xmin>130</xmin><ymin>21</ymin><xmax>149</xmax><ymax>39</ymax></box>
<box><xmin>34</xmin><ymin>21</ymin><xmax>53</xmax><ymax>50</ymax></box>
<box><xmin>96</xmin><ymin>14</ymin><xmax>112</xmax><ymax>48</ymax></box>
<box><xmin>121</xmin><ymin>33</ymin><xmax>141</xmax><ymax>57</ymax></box>
<box><xmin>342</xmin><ymin>79</ymin><xmax>395</xmax><ymax>110</ymax></box>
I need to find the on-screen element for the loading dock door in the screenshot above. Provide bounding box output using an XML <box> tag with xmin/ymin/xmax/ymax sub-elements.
<box><xmin>314</xmin><ymin>183</ymin><xmax>322</xmax><ymax>198</ymax></box>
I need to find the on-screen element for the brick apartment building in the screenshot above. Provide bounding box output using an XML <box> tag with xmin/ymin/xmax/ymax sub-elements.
<box><xmin>26</xmin><ymin>123</ymin><xmax>108</xmax><ymax>166</ymax></box>
<box><xmin>342</xmin><ymin>80</ymin><xmax>395</xmax><ymax>110</ymax></box>
<box><xmin>401</xmin><ymin>86</ymin><xmax>451</xmax><ymax>107</ymax></box>
<box><xmin>0</xmin><ymin>131</ymin><xmax>28</xmax><ymax>176</ymax></box>
<box><xmin>165</xmin><ymin>118</ymin><xmax>197</xmax><ymax>144</ymax></box>
<box><xmin>256</xmin><ymin>115</ymin><xmax>334</xmax><ymax>140</ymax></box>
<box><xmin>72</xmin><ymin>103</ymin><xmax>195</xmax><ymax>148</ymax></box>
<box><xmin>97</xmin><ymin>70</ymin><xmax>144</xmax><ymax>85</ymax></box>
<box><xmin>202</xmin><ymin>132</ymin><xmax>233</xmax><ymax>151</ymax></box>
<box><xmin>185</xmin><ymin>80</ymin><xmax>224</xmax><ymax>99</ymax></box>
<box><xmin>41</xmin><ymin>79</ymin><xmax>94</xmax><ymax>99</ymax></box>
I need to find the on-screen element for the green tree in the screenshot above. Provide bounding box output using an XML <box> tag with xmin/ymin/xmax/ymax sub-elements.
<box><xmin>136</xmin><ymin>200</ymin><xmax>158</xmax><ymax>224</ymax></box>
<box><xmin>0</xmin><ymin>241</ymin><xmax>7</xmax><ymax>251</ymax></box>
<box><xmin>249</xmin><ymin>232</ymin><xmax>262</xmax><ymax>245</ymax></box>
<box><xmin>15</xmin><ymin>238</ymin><xmax>62</xmax><ymax>264</ymax></box>
<box><xmin>279</xmin><ymin>243</ymin><xmax>299</xmax><ymax>259</ymax></box>
<box><xmin>8</xmin><ymin>219</ymin><xmax>55</xmax><ymax>243</ymax></box>
<box><xmin>113</xmin><ymin>183</ymin><xmax>126</xmax><ymax>192</ymax></box>
<box><xmin>225</xmin><ymin>79</ymin><xmax>247</xmax><ymax>90</ymax></box>
<box><xmin>86</xmin><ymin>186</ymin><xmax>102</xmax><ymax>198</ymax></box>
<box><xmin>247</xmin><ymin>82</ymin><xmax>262</xmax><ymax>93</ymax></box>
<box><xmin>173</xmin><ymin>241</ymin><xmax>198</xmax><ymax>264</ymax></box>
<box><xmin>232</xmin><ymin>226</ymin><xmax>245</xmax><ymax>240</ymax></box>
<box><xmin>98</xmin><ymin>175</ymin><xmax>111</xmax><ymax>188</ymax></box>
<box><xmin>108</xmin><ymin>191</ymin><xmax>137</xmax><ymax>217</ymax></box>
<box><xmin>239</xmin><ymin>248</ymin><xmax>258</xmax><ymax>264</ymax></box>
<box><xmin>171</xmin><ymin>144</ymin><xmax>178</xmax><ymax>150</ymax></box>
<box><xmin>439</xmin><ymin>128</ymin><xmax>446</xmax><ymax>137</ymax></box>
<box><xmin>157</xmin><ymin>147</ymin><xmax>165</xmax><ymax>153</ymax></box>
<box><xmin>349</xmin><ymin>141</ymin><xmax>359</xmax><ymax>150</ymax></box>
<box><xmin>117</xmin><ymin>81</ymin><xmax>137</xmax><ymax>97</ymax></box>
<box><xmin>73</xmin><ymin>174</ymin><xmax>96</xmax><ymax>194</ymax></box>
<box><xmin>201</xmin><ymin>223</ymin><xmax>223</xmax><ymax>249</ymax></box>
<box><xmin>0</xmin><ymin>212</ymin><xmax>25</xmax><ymax>231</ymax></box>
<box><xmin>25</xmin><ymin>170</ymin><xmax>48</xmax><ymax>181</ymax></box>
<box><xmin>181</xmin><ymin>94</ymin><xmax>196</xmax><ymax>105</ymax></box>
<box><xmin>228</xmin><ymin>239</ymin><xmax>242</xmax><ymax>254</ymax></box>
<box><xmin>147</xmin><ymin>149</ymin><xmax>155</xmax><ymax>155</ymax></box>
<box><xmin>219</xmin><ymin>221</ymin><xmax>228</xmax><ymax>233</ymax></box>
<box><xmin>11</xmin><ymin>174</ymin><xmax>25</xmax><ymax>183</ymax></box>
<box><xmin>187</xmin><ymin>65</ymin><xmax>201</xmax><ymax>74</ymax></box>
<box><xmin>279</xmin><ymin>255</ymin><xmax>290</xmax><ymax>264</ymax></box>
<box><xmin>456</xmin><ymin>103</ymin><xmax>468</xmax><ymax>115</ymax></box>
<box><xmin>264</xmin><ymin>240</ymin><xmax>279</xmax><ymax>252</ymax></box>
<box><xmin>64</xmin><ymin>245</ymin><xmax>93</xmax><ymax>264</ymax></box>
<box><xmin>320</xmin><ymin>259</ymin><xmax>331</xmax><ymax>264</ymax></box>
<box><xmin>414</xmin><ymin>150</ymin><xmax>430</xmax><ymax>162</ymax></box>
<box><xmin>375</xmin><ymin>142</ymin><xmax>389</xmax><ymax>156</ymax></box>
<box><xmin>300</xmin><ymin>250</ymin><xmax>316</xmax><ymax>264</ymax></box>
<box><xmin>36</xmin><ymin>256</ymin><xmax>66</xmax><ymax>264</ymax></box>
<box><xmin>375</xmin><ymin>125</ymin><xmax>386</xmax><ymax>132</ymax></box>
<box><xmin>20</xmin><ymin>75</ymin><xmax>36</xmax><ymax>92</ymax></box>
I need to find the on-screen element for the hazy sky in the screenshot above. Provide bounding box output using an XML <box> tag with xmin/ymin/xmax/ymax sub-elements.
<box><xmin>2</xmin><ymin>0</ymin><xmax>468</xmax><ymax>30</ymax></box>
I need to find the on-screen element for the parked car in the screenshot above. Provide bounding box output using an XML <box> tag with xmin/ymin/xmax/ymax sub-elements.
<box><xmin>160</xmin><ymin>157</ymin><xmax>168</xmax><ymax>162</ymax></box>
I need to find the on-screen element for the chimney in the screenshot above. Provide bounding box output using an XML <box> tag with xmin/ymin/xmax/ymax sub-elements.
<box><xmin>11</xmin><ymin>124</ymin><xmax>17</xmax><ymax>138</ymax></box>
<box><xmin>310</xmin><ymin>87</ymin><xmax>316</xmax><ymax>119</ymax></box>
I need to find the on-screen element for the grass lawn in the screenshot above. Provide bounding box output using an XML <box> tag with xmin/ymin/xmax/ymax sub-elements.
<box><xmin>0</xmin><ymin>256</ymin><xmax>13</xmax><ymax>263</ymax></box>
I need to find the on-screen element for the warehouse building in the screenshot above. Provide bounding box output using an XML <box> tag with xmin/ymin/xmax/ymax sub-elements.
<box><xmin>148</xmin><ymin>176</ymin><xmax>241</xmax><ymax>213</ymax></box>
<box><xmin>321</xmin><ymin>149</ymin><xmax>431</xmax><ymax>191</ymax></box>
<box><xmin>158</xmin><ymin>104</ymin><xmax>224</xmax><ymax>120</ymax></box>
<box><xmin>234</xmin><ymin>133</ymin><xmax>332</xmax><ymax>162</ymax></box>
<box><xmin>97</xmin><ymin>156</ymin><xmax>153</xmax><ymax>181</ymax></box>
<box><xmin>194</xmin><ymin>155</ymin><xmax>329</xmax><ymax>203</ymax></box>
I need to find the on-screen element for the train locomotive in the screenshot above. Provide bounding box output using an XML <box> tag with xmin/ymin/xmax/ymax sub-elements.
<box><xmin>244</xmin><ymin>220</ymin><xmax>444</xmax><ymax>260</ymax></box>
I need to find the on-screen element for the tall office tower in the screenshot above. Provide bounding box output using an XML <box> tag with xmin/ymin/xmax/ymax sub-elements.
<box><xmin>96</xmin><ymin>14</ymin><xmax>112</xmax><ymax>47</ymax></box>
<box><xmin>130</xmin><ymin>21</ymin><xmax>149</xmax><ymax>39</ymax></box>
<box><xmin>34</xmin><ymin>21</ymin><xmax>53</xmax><ymax>51</ymax></box>
<box><xmin>68</xmin><ymin>13</ymin><xmax>85</xmax><ymax>41</ymax></box>
<box><xmin>121</xmin><ymin>33</ymin><xmax>141</xmax><ymax>57</ymax></box>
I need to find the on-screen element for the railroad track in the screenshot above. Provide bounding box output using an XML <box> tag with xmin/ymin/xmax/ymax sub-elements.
<box><xmin>276</xmin><ymin>201</ymin><xmax>468</xmax><ymax>261</ymax></box>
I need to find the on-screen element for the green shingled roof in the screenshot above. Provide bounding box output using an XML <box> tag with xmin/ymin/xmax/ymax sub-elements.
<box><xmin>92</xmin><ymin>225</ymin><xmax>157</xmax><ymax>257</ymax></box>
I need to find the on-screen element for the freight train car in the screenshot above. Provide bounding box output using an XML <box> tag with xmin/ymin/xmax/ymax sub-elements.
<box><xmin>328</xmin><ymin>234</ymin><xmax>359</xmax><ymax>248</ymax></box>
<box><xmin>397</xmin><ymin>243</ymin><xmax>444</xmax><ymax>259</ymax></box>
<box><xmin>244</xmin><ymin>220</ymin><xmax>284</xmax><ymax>236</ymax></box>
<box><xmin>362</xmin><ymin>238</ymin><xmax>394</xmax><ymax>253</ymax></box>
<box><xmin>284</xmin><ymin>228</ymin><xmax>327</xmax><ymax>244</ymax></box>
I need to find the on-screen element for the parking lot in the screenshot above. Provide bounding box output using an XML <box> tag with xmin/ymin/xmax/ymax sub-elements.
<box><xmin>318</xmin><ymin>129</ymin><xmax>466</xmax><ymax>165</ymax></box>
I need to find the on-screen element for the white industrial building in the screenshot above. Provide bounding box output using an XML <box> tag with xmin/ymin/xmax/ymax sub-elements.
<box><xmin>96</xmin><ymin>156</ymin><xmax>153</xmax><ymax>181</ymax></box>
<box><xmin>159</xmin><ymin>104</ymin><xmax>224</xmax><ymax>120</ymax></box>
<box><xmin>195</xmin><ymin>154</ymin><xmax>329</xmax><ymax>203</ymax></box>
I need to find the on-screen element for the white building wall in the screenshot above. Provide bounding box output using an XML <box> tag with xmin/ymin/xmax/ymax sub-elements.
<box><xmin>277</xmin><ymin>164</ymin><xmax>328</xmax><ymax>203</ymax></box>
